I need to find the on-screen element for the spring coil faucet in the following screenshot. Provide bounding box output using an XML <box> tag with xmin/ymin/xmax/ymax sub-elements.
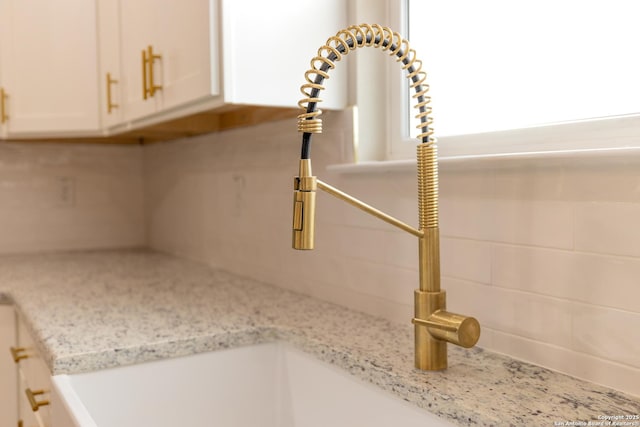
<box><xmin>292</xmin><ymin>24</ymin><xmax>480</xmax><ymax>370</ymax></box>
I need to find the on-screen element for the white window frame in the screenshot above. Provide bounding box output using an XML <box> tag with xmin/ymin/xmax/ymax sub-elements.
<box><xmin>351</xmin><ymin>0</ymin><xmax>640</xmax><ymax>163</ymax></box>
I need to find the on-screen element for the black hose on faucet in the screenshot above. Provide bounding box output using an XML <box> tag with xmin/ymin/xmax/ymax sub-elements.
<box><xmin>300</xmin><ymin>32</ymin><xmax>430</xmax><ymax>160</ymax></box>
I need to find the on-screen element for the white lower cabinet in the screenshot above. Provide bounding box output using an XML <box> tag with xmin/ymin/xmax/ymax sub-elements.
<box><xmin>1</xmin><ymin>310</ymin><xmax>74</xmax><ymax>427</ymax></box>
<box><xmin>18</xmin><ymin>371</ymin><xmax>41</xmax><ymax>427</ymax></box>
<box><xmin>17</xmin><ymin>317</ymin><xmax>53</xmax><ymax>427</ymax></box>
<box><xmin>0</xmin><ymin>305</ymin><xmax>18</xmax><ymax>427</ymax></box>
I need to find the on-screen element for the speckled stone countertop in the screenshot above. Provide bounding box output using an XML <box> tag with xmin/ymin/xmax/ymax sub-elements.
<box><xmin>1</xmin><ymin>250</ymin><xmax>638</xmax><ymax>426</ymax></box>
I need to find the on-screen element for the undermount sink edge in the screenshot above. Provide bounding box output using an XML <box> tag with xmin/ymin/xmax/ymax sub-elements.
<box><xmin>52</xmin><ymin>342</ymin><xmax>454</xmax><ymax>427</ymax></box>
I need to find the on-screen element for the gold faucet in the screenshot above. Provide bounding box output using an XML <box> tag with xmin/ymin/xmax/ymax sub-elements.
<box><xmin>292</xmin><ymin>24</ymin><xmax>480</xmax><ymax>370</ymax></box>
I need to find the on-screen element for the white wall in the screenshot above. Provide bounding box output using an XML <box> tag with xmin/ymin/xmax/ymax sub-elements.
<box><xmin>0</xmin><ymin>142</ymin><xmax>145</xmax><ymax>254</ymax></box>
<box><xmin>144</xmin><ymin>111</ymin><xmax>640</xmax><ymax>397</ymax></box>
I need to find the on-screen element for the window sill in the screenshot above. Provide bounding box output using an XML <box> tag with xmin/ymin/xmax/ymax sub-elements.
<box><xmin>327</xmin><ymin>146</ymin><xmax>640</xmax><ymax>174</ymax></box>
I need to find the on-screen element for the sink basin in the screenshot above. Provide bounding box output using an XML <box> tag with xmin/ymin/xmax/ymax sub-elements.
<box><xmin>52</xmin><ymin>342</ymin><xmax>452</xmax><ymax>427</ymax></box>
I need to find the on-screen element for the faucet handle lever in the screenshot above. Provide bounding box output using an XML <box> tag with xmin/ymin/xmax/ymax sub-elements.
<box><xmin>413</xmin><ymin>311</ymin><xmax>480</xmax><ymax>349</ymax></box>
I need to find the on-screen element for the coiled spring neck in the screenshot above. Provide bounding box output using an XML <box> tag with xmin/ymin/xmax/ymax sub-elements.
<box><xmin>298</xmin><ymin>23</ymin><xmax>435</xmax><ymax>159</ymax></box>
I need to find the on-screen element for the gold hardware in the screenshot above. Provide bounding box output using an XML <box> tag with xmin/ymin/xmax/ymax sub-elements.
<box><xmin>317</xmin><ymin>179</ymin><xmax>423</xmax><ymax>238</ymax></box>
<box><xmin>294</xmin><ymin>24</ymin><xmax>480</xmax><ymax>371</ymax></box>
<box><xmin>1</xmin><ymin>88</ymin><xmax>8</xmax><ymax>124</ymax></box>
<box><xmin>417</xmin><ymin>144</ymin><xmax>438</xmax><ymax>229</ymax></box>
<box><xmin>10</xmin><ymin>346</ymin><xmax>28</xmax><ymax>363</ymax></box>
<box><xmin>106</xmin><ymin>72</ymin><xmax>119</xmax><ymax>113</ymax></box>
<box><xmin>292</xmin><ymin>159</ymin><xmax>317</xmax><ymax>249</ymax></box>
<box><xmin>18</xmin><ymin>421</ymin><xmax>23</xmax><ymax>427</ymax></box>
<box><xmin>25</xmin><ymin>388</ymin><xmax>49</xmax><ymax>412</ymax></box>
<box><xmin>297</xmin><ymin>24</ymin><xmax>434</xmax><ymax>142</ymax></box>
<box><xmin>142</xmin><ymin>45</ymin><xmax>162</xmax><ymax>100</ymax></box>
<box><xmin>142</xmin><ymin>49</ymin><xmax>147</xmax><ymax>99</ymax></box>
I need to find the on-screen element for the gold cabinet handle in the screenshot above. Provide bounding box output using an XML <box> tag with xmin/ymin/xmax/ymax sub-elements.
<box><xmin>106</xmin><ymin>72</ymin><xmax>119</xmax><ymax>114</ymax></box>
<box><xmin>142</xmin><ymin>44</ymin><xmax>162</xmax><ymax>100</ymax></box>
<box><xmin>0</xmin><ymin>87</ymin><xmax>8</xmax><ymax>124</ymax></box>
<box><xmin>10</xmin><ymin>346</ymin><xmax>29</xmax><ymax>363</ymax></box>
<box><xmin>141</xmin><ymin>49</ymin><xmax>148</xmax><ymax>99</ymax></box>
<box><xmin>25</xmin><ymin>388</ymin><xmax>49</xmax><ymax>412</ymax></box>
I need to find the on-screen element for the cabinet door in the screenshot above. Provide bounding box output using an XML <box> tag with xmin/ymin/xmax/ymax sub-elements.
<box><xmin>17</xmin><ymin>318</ymin><xmax>52</xmax><ymax>427</ymax></box>
<box><xmin>18</xmin><ymin>372</ymin><xmax>40</xmax><ymax>427</ymax></box>
<box><xmin>97</xmin><ymin>0</ymin><xmax>124</xmax><ymax>128</ymax></box>
<box><xmin>0</xmin><ymin>0</ymin><xmax>8</xmax><ymax>138</ymax></box>
<box><xmin>0</xmin><ymin>0</ymin><xmax>100</xmax><ymax>136</ymax></box>
<box><xmin>119</xmin><ymin>0</ymin><xmax>216</xmax><ymax>121</ymax></box>
<box><xmin>154</xmin><ymin>0</ymin><xmax>217</xmax><ymax>110</ymax></box>
<box><xmin>0</xmin><ymin>306</ymin><xmax>18</xmax><ymax>427</ymax></box>
<box><xmin>119</xmin><ymin>0</ymin><xmax>159</xmax><ymax>121</ymax></box>
<box><xmin>0</xmin><ymin>68</ymin><xmax>6</xmax><ymax>140</ymax></box>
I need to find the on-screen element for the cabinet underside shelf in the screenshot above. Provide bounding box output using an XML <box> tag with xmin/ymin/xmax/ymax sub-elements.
<box><xmin>0</xmin><ymin>105</ymin><xmax>300</xmax><ymax>145</ymax></box>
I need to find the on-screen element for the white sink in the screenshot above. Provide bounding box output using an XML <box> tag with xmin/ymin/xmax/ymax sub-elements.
<box><xmin>52</xmin><ymin>342</ymin><xmax>452</xmax><ymax>427</ymax></box>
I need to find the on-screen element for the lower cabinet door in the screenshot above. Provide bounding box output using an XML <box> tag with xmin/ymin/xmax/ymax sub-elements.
<box><xmin>17</xmin><ymin>316</ymin><xmax>52</xmax><ymax>427</ymax></box>
<box><xmin>18</xmin><ymin>372</ymin><xmax>42</xmax><ymax>427</ymax></box>
<box><xmin>0</xmin><ymin>305</ymin><xmax>18</xmax><ymax>427</ymax></box>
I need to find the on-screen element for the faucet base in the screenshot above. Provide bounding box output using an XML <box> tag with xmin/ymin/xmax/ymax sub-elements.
<box><xmin>414</xmin><ymin>289</ymin><xmax>447</xmax><ymax>370</ymax></box>
<box><xmin>413</xmin><ymin>289</ymin><xmax>481</xmax><ymax>370</ymax></box>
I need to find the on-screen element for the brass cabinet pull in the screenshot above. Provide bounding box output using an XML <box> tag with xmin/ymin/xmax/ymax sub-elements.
<box><xmin>0</xmin><ymin>87</ymin><xmax>8</xmax><ymax>123</ymax></box>
<box><xmin>142</xmin><ymin>44</ymin><xmax>162</xmax><ymax>100</ymax></box>
<box><xmin>25</xmin><ymin>388</ymin><xmax>49</xmax><ymax>412</ymax></box>
<box><xmin>141</xmin><ymin>49</ymin><xmax>147</xmax><ymax>99</ymax></box>
<box><xmin>10</xmin><ymin>346</ymin><xmax>28</xmax><ymax>363</ymax></box>
<box><xmin>106</xmin><ymin>72</ymin><xmax>119</xmax><ymax>113</ymax></box>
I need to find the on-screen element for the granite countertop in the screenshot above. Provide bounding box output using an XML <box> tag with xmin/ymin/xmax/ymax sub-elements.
<box><xmin>0</xmin><ymin>249</ymin><xmax>638</xmax><ymax>426</ymax></box>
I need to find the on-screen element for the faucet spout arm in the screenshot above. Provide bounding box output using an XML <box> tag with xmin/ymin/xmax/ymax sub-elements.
<box><xmin>316</xmin><ymin>179</ymin><xmax>423</xmax><ymax>238</ymax></box>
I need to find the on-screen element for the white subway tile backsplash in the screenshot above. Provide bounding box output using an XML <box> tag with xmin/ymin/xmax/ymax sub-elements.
<box><xmin>441</xmin><ymin>237</ymin><xmax>492</xmax><ymax>284</ymax></box>
<box><xmin>439</xmin><ymin>169</ymin><xmax>495</xmax><ymax>199</ymax></box>
<box><xmin>491</xmin><ymin>167</ymin><xmax>566</xmax><ymax>201</ymax></box>
<box><xmin>493</xmin><ymin>289</ymin><xmax>575</xmax><ymax>348</ymax></box>
<box><xmin>305</xmin><ymin>278</ymin><xmax>413</xmax><ymax>326</ymax></box>
<box><xmin>0</xmin><ymin>142</ymin><xmax>145</xmax><ymax>255</ymax></box>
<box><xmin>440</xmin><ymin>198</ymin><xmax>574</xmax><ymax>249</ymax></box>
<box><xmin>319</xmin><ymin>223</ymin><xmax>418</xmax><ymax>270</ymax></box>
<box><xmin>445</xmin><ymin>279</ymin><xmax>574</xmax><ymax>348</ymax></box>
<box><xmin>491</xmin><ymin>199</ymin><xmax>574</xmax><ymax>248</ymax></box>
<box><xmin>571</xmin><ymin>305</ymin><xmax>640</xmax><ymax>368</ymax></box>
<box><xmin>492</xmin><ymin>330</ymin><xmax>640</xmax><ymax>397</ymax></box>
<box><xmin>493</xmin><ymin>245</ymin><xmax>640</xmax><ymax>312</ymax></box>
<box><xmin>561</xmin><ymin>164</ymin><xmax>640</xmax><ymax>203</ymax></box>
<box><xmin>439</xmin><ymin>198</ymin><xmax>495</xmax><ymax>241</ymax></box>
<box><xmin>337</xmin><ymin>257</ymin><xmax>416</xmax><ymax>307</ymax></box>
<box><xmin>574</xmin><ymin>202</ymin><xmax>640</xmax><ymax>257</ymax></box>
<box><xmin>440</xmin><ymin>278</ymin><xmax>493</xmax><ymax>325</ymax></box>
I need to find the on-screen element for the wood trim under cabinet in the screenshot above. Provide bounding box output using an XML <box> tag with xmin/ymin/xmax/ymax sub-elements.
<box><xmin>0</xmin><ymin>105</ymin><xmax>300</xmax><ymax>145</ymax></box>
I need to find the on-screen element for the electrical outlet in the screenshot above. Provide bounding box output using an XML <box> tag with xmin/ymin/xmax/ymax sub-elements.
<box><xmin>57</xmin><ymin>176</ymin><xmax>76</xmax><ymax>207</ymax></box>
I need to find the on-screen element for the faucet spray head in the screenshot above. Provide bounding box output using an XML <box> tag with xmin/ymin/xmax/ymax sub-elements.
<box><xmin>292</xmin><ymin>159</ymin><xmax>317</xmax><ymax>250</ymax></box>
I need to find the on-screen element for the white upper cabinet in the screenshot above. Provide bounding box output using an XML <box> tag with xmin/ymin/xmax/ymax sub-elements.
<box><xmin>1</xmin><ymin>0</ymin><xmax>347</xmax><ymax>138</ymax></box>
<box><xmin>117</xmin><ymin>0</ymin><xmax>216</xmax><ymax>123</ymax></box>
<box><xmin>0</xmin><ymin>0</ymin><xmax>6</xmax><ymax>139</ymax></box>
<box><xmin>220</xmin><ymin>0</ymin><xmax>347</xmax><ymax>109</ymax></box>
<box><xmin>0</xmin><ymin>0</ymin><xmax>101</xmax><ymax>137</ymax></box>
<box><xmin>105</xmin><ymin>0</ymin><xmax>347</xmax><ymax>129</ymax></box>
<box><xmin>0</xmin><ymin>48</ymin><xmax>6</xmax><ymax>140</ymax></box>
